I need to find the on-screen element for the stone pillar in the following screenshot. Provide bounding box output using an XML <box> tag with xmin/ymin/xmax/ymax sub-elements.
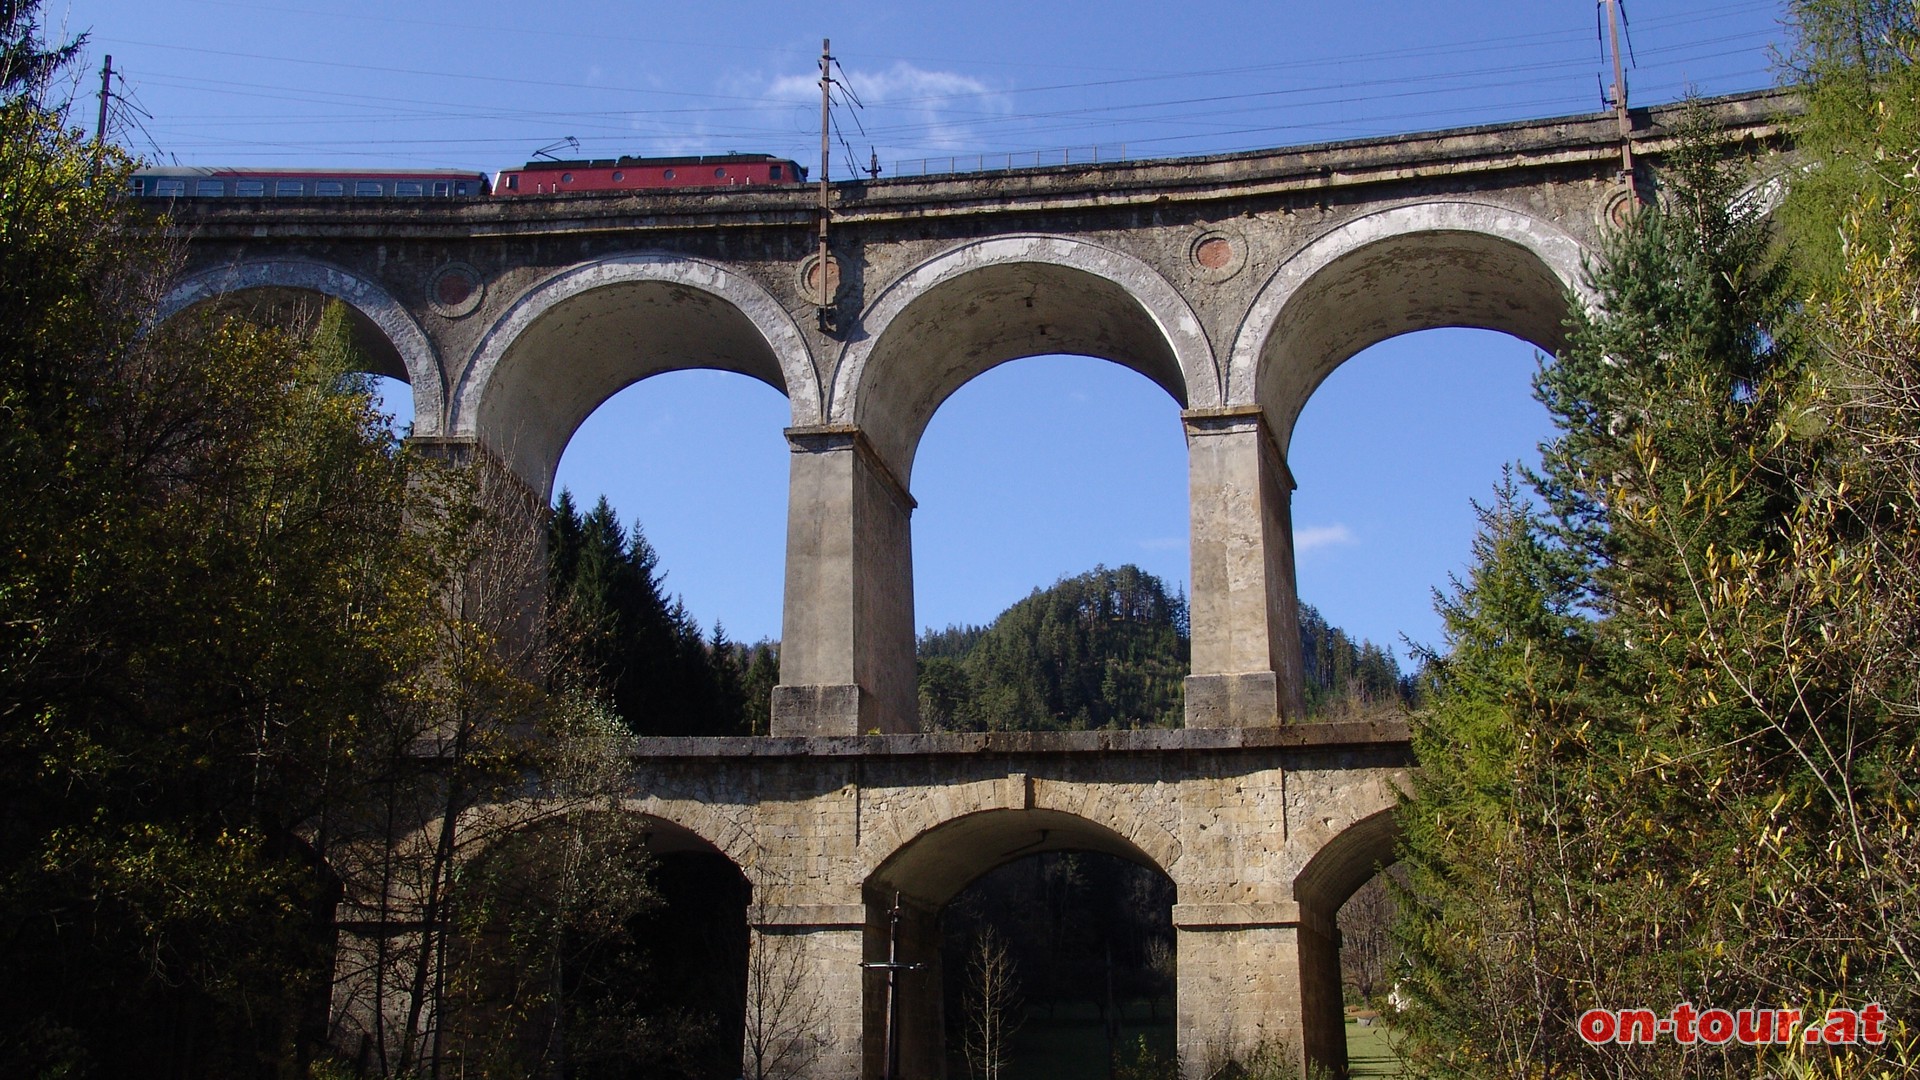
<box><xmin>862</xmin><ymin>894</ymin><xmax>944</xmax><ymax>1080</ymax></box>
<box><xmin>747</xmin><ymin>906</ymin><xmax>870</xmax><ymax>1080</ymax></box>
<box><xmin>774</xmin><ymin>425</ymin><xmax>919</xmax><ymax>735</ymax></box>
<box><xmin>1171</xmin><ymin>901</ymin><xmax>1343</xmax><ymax>1079</ymax></box>
<box><xmin>1182</xmin><ymin>406</ymin><xmax>1307</xmax><ymax>727</ymax></box>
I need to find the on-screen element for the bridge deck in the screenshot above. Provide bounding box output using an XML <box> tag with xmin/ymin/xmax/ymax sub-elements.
<box><xmin>619</xmin><ymin>717</ymin><xmax>1410</xmax><ymax>758</ymax></box>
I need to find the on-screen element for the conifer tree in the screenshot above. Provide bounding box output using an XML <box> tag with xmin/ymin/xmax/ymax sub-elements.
<box><xmin>1395</xmin><ymin>73</ymin><xmax>1915</xmax><ymax>1078</ymax></box>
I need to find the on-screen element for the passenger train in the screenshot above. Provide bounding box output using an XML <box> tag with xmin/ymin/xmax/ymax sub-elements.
<box><xmin>129</xmin><ymin>153</ymin><xmax>808</xmax><ymax>200</ymax></box>
<box><xmin>129</xmin><ymin>167</ymin><xmax>491</xmax><ymax>199</ymax></box>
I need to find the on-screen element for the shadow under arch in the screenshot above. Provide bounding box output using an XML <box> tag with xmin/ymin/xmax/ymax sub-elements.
<box><xmin>830</xmin><ymin>234</ymin><xmax>1220</xmax><ymax>485</ymax></box>
<box><xmin>336</xmin><ymin>799</ymin><xmax>756</xmax><ymax>1077</ymax></box>
<box><xmin>1291</xmin><ymin>805</ymin><xmax>1403</xmax><ymax>1078</ymax></box>
<box><xmin>158</xmin><ymin>259</ymin><xmax>443</xmax><ymax>435</ymax></box>
<box><xmin>1228</xmin><ymin>200</ymin><xmax>1592</xmax><ymax>455</ymax></box>
<box><xmin>451</xmin><ymin>253</ymin><xmax>821</xmax><ymax>497</ymax></box>
<box><xmin>862</xmin><ymin>806</ymin><xmax>1176</xmax><ymax>1078</ymax></box>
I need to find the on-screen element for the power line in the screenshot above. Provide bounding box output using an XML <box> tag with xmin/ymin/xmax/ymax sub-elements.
<box><xmin>93</xmin><ymin>4</ymin><xmax>1788</xmax><ymax>170</ymax></box>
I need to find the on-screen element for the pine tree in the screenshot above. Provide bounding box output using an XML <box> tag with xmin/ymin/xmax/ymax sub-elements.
<box><xmin>1395</xmin><ymin>79</ymin><xmax>1917</xmax><ymax>1077</ymax></box>
<box><xmin>545</xmin><ymin>492</ymin><xmax>749</xmax><ymax>736</ymax></box>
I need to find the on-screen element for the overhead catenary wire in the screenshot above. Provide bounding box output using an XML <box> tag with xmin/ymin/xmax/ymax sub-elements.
<box><xmin>89</xmin><ymin>2</ymin><xmax>1787</xmax><ymax>172</ymax></box>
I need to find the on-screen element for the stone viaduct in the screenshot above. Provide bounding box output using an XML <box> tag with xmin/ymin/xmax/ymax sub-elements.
<box><xmin>154</xmin><ymin>90</ymin><xmax>1792</xmax><ymax>1077</ymax></box>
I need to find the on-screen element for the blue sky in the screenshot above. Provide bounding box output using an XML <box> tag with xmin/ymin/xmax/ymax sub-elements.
<box><xmin>55</xmin><ymin>0</ymin><xmax>1792</xmax><ymax>656</ymax></box>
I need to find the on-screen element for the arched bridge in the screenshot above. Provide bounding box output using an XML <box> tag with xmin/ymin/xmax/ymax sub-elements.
<box><xmin>158</xmin><ymin>90</ymin><xmax>1792</xmax><ymax>1078</ymax></box>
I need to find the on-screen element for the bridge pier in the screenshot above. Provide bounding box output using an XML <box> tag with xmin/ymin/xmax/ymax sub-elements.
<box><xmin>745</xmin><ymin>907</ymin><xmax>869</xmax><ymax>1080</ymax></box>
<box><xmin>774</xmin><ymin>425</ymin><xmax>919</xmax><ymax>736</ymax></box>
<box><xmin>1173</xmin><ymin>901</ymin><xmax>1344</xmax><ymax>1079</ymax></box>
<box><xmin>1183</xmin><ymin>407</ymin><xmax>1307</xmax><ymax>728</ymax></box>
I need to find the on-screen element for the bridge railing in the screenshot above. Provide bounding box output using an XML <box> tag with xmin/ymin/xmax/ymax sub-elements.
<box><xmin>888</xmin><ymin>144</ymin><xmax>1130</xmax><ymax>178</ymax></box>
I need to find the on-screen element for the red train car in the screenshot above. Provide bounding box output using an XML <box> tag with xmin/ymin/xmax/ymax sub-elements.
<box><xmin>495</xmin><ymin>153</ymin><xmax>806</xmax><ymax>195</ymax></box>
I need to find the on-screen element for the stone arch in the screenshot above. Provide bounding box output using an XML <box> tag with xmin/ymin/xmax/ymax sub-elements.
<box><xmin>1290</xmin><ymin>804</ymin><xmax>1404</xmax><ymax>1078</ymax></box>
<box><xmin>862</xmin><ymin>803</ymin><xmax>1179</xmax><ymax>1078</ymax></box>
<box><xmin>397</xmin><ymin>796</ymin><xmax>751</xmax><ymax>879</ymax></box>
<box><xmin>624</xmin><ymin>796</ymin><xmax>763</xmax><ymax>877</ymax></box>
<box><xmin>1293</xmin><ymin>806</ymin><xmax>1400</xmax><ymax>916</ymax></box>
<box><xmin>451</xmin><ymin>253</ymin><xmax>821</xmax><ymax>496</ymax></box>
<box><xmin>869</xmin><ymin>805</ymin><xmax>1170</xmax><ymax>909</ymax></box>
<box><xmin>830</xmin><ymin>234</ymin><xmax>1220</xmax><ymax>484</ymax></box>
<box><xmin>159</xmin><ymin>259</ymin><xmax>443</xmax><ymax>435</ymax></box>
<box><xmin>1228</xmin><ymin>200</ymin><xmax>1592</xmax><ymax>455</ymax></box>
<box><xmin>859</xmin><ymin>780</ymin><xmax>1181</xmax><ymax>895</ymax></box>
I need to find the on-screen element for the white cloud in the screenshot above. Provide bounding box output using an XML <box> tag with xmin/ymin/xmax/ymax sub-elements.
<box><xmin>1294</xmin><ymin>524</ymin><xmax>1357</xmax><ymax>553</ymax></box>
<box><xmin>765</xmin><ymin>61</ymin><xmax>1011</xmax><ymax>164</ymax></box>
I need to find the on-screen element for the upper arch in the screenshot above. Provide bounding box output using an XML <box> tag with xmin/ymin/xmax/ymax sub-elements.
<box><xmin>1228</xmin><ymin>200</ymin><xmax>1592</xmax><ymax>454</ymax></box>
<box><xmin>452</xmin><ymin>253</ymin><xmax>821</xmax><ymax>495</ymax></box>
<box><xmin>831</xmin><ymin>235</ymin><xmax>1220</xmax><ymax>484</ymax></box>
<box><xmin>159</xmin><ymin>259</ymin><xmax>444</xmax><ymax>435</ymax></box>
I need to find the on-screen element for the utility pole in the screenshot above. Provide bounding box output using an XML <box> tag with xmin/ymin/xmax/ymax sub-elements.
<box><xmin>1602</xmin><ymin>0</ymin><xmax>1639</xmax><ymax>202</ymax></box>
<box><xmin>816</xmin><ymin>38</ymin><xmax>834</xmax><ymax>332</ymax></box>
<box><xmin>95</xmin><ymin>54</ymin><xmax>113</xmax><ymax>144</ymax></box>
<box><xmin>860</xmin><ymin>892</ymin><xmax>924</xmax><ymax>1080</ymax></box>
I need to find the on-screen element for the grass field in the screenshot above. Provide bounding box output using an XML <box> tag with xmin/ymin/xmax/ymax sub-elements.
<box><xmin>1346</xmin><ymin>1015</ymin><xmax>1407</xmax><ymax>1078</ymax></box>
<box><xmin>953</xmin><ymin>1002</ymin><xmax>1404</xmax><ymax>1079</ymax></box>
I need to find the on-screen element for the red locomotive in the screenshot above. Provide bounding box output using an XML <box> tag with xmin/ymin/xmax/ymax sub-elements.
<box><xmin>495</xmin><ymin>152</ymin><xmax>806</xmax><ymax>195</ymax></box>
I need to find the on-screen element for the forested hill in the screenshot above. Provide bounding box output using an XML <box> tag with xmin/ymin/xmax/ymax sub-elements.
<box><xmin>546</xmin><ymin>499</ymin><xmax>1408</xmax><ymax>735</ymax></box>
<box><xmin>916</xmin><ymin>564</ymin><xmax>1413</xmax><ymax>732</ymax></box>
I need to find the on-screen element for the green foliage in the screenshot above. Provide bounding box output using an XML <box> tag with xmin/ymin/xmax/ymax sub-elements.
<box><xmin>1298</xmin><ymin>603</ymin><xmax>1414</xmax><ymax>716</ymax></box>
<box><xmin>918</xmin><ymin>564</ymin><xmax>1190</xmax><ymax>731</ymax></box>
<box><xmin>1778</xmin><ymin>1</ymin><xmax>1920</xmax><ymax>287</ymax></box>
<box><xmin>0</xmin><ymin>0</ymin><xmax>81</xmax><ymax>99</ymax></box>
<box><xmin>1394</xmin><ymin>49</ymin><xmax>1918</xmax><ymax>1080</ymax></box>
<box><xmin>440</xmin><ymin>697</ymin><xmax>701</xmax><ymax>1080</ymax></box>
<box><xmin>1202</xmin><ymin>1039</ymin><xmax>1323</xmax><ymax>1080</ymax></box>
<box><xmin>1114</xmin><ymin>1034</ymin><xmax>1177</xmax><ymax>1080</ymax></box>
<box><xmin>546</xmin><ymin>490</ymin><xmax>758</xmax><ymax>735</ymax></box>
<box><xmin>918</xmin><ymin>565</ymin><xmax>1411</xmax><ymax>730</ymax></box>
<box><xmin>0</xmin><ymin>91</ymin><xmax>430</xmax><ymax>1073</ymax></box>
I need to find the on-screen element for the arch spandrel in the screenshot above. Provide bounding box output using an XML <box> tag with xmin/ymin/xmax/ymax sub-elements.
<box><xmin>452</xmin><ymin>253</ymin><xmax>821</xmax><ymax>495</ymax></box>
<box><xmin>1228</xmin><ymin>201</ymin><xmax>1594</xmax><ymax>454</ymax></box>
<box><xmin>830</xmin><ymin>235</ymin><xmax>1221</xmax><ymax>485</ymax></box>
<box><xmin>159</xmin><ymin>259</ymin><xmax>444</xmax><ymax>435</ymax></box>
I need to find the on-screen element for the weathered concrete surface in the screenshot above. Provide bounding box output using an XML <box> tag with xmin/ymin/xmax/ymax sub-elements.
<box><xmin>155</xmin><ymin>90</ymin><xmax>1794</xmax><ymax>736</ymax></box>
<box><xmin>611</xmin><ymin>723</ymin><xmax>1412</xmax><ymax>1078</ymax></box>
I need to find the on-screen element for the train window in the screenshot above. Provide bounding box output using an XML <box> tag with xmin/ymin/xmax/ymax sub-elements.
<box><xmin>662</xmin><ymin>168</ymin><xmax>675</xmax><ymax>180</ymax></box>
<box><xmin>432</xmin><ymin>181</ymin><xmax>450</xmax><ymax>196</ymax></box>
<box><xmin>355</xmin><ymin>181</ymin><xmax>383</xmax><ymax>197</ymax></box>
<box><xmin>127</xmin><ymin>178</ymin><xmax>144</xmax><ymax>195</ymax></box>
<box><xmin>196</xmin><ymin>180</ymin><xmax>224</xmax><ymax>196</ymax></box>
<box><xmin>236</xmin><ymin>180</ymin><xmax>265</xmax><ymax>197</ymax></box>
<box><xmin>770</xmin><ymin>164</ymin><xmax>782</xmax><ymax>179</ymax></box>
<box><xmin>611</xmin><ymin>171</ymin><xmax>624</xmax><ymax>182</ymax></box>
<box><xmin>316</xmin><ymin>181</ymin><xmax>344</xmax><ymax>196</ymax></box>
<box><xmin>395</xmin><ymin>182</ymin><xmax>424</xmax><ymax>196</ymax></box>
<box><xmin>561</xmin><ymin>173</ymin><xmax>573</xmax><ymax>184</ymax></box>
<box><xmin>155</xmin><ymin>179</ymin><xmax>186</xmax><ymax>197</ymax></box>
<box><xmin>714</xmin><ymin>167</ymin><xmax>726</xmax><ymax>178</ymax></box>
<box><xmin>505</xmin><ymin>174</ymin><xmax>519</xmax><ymax>190</ymax></box>
<box><xmin>276</xmin><ymin>180</ymin><xmax>304</xmax><ymax>196</ymax></box>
